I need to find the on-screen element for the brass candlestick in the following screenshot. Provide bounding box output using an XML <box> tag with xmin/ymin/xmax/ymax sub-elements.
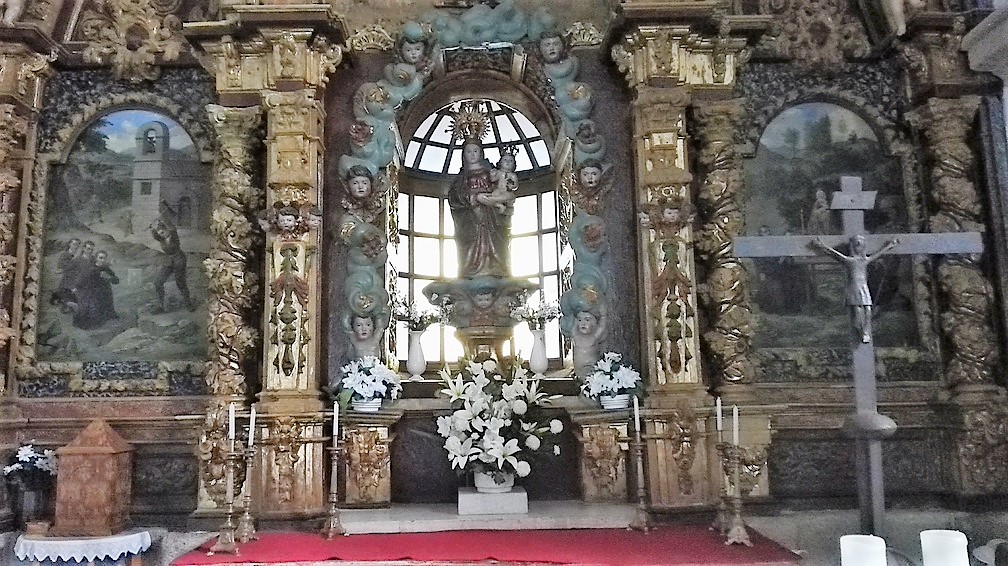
<box><xmin>722</xmin><ymin>443</ymin><xmax>752</xmax><ymax>547</ymax></box>
<box><xmin>209</xmin><ymin>448</ymin><xmax>240</xmax><ymax>554</ymax></box>
<box><xmin>629</xmin><ymin>415</ymin><xmax>649</xmax><ymax>533</ymax></box>
<box><xmin>322</xmin><ymin>442</ymin><xmax>345</xmax><ymax>538</ymax></box>
<box><xmin>711</xmin><ymin>433</ymin><xmax>729</xmax><ymax>536</ymax></box>
<box><xmin>236</xmin><ymin>445</ymin><xmax>258</xmax><ymax>543</ymax></box>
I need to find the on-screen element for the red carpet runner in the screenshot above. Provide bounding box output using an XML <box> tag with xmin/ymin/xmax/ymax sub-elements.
<box><xmin>173</xmin><ymin>527</ymin><xmax>800</xmax><ymax>565</ymax></box>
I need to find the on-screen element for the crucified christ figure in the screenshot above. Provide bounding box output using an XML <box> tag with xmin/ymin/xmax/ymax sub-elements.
<box><xmin>811</xmin><ymin>234</ymin><xmax>899</xmax><ymax>344</ymax></box>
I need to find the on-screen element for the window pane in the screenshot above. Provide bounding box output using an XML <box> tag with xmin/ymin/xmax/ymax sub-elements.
<box><xmin>541</xmin><ymin>191</ymin><xmax>557</xmax><ymax>230</ymax></box>
<box><xmin>512</xmin><ymin>112</ymin><xmax>539</xmax><ymax>137</ymax></box>
<box><xmin>404</xmin><ymin>141</ymin><xmax>420</xmax><ymax>168</ymax></box>
<box><xmin>484</xmin><ymin>147</ymin><xmax>501</xmax><ymax>165</ymax></box>
<box><xmin>398</xmin><ymin>238</ymin><xmax>410</xmax><ymax>272</ymax></box>
<box><xmin>542</xmin><ymin>232</ymin><xmax>558</xmax><ymax>271</ymax></box>
<box><xmin>543</xmin><ymin>275</ymin><xmax>560</xmax><ymax>303</ymax></box>
<box><xmin>419</xmin><ymin>145</ymin><xmax>447</xmax><ymax>172</ymax></box>
<box><xmin>495</xmin><ymin>115</ymin><xmax>519</xmax><ymax>141</ymax></box>
<box><xmin>396</xmin><ymin>324</ymin><xmax>408</xmax><ymax>361</ymax></box>
<box><xmin>420</xmin><ymin>326</ymin><xmax>441</xmax><ymax>360</ymax></box>
<box><xmin>428</xmin><ymin>116</ymin><xmax>453</xmax><ymax>144</ymax></box>
<box><xmin>443</xmin><ymin>239</ymin><xmax>458</xmax><ymax>279</ymax></box>
<box><xmin>512</xmin><ymin>195</ymin><xmax>538</xmax><ymax>235</ymax></box>
<box><xmin>444</xmin><ymin>326</ymin><xmax>465</xmax><ymax>360</ymax></box>
<box><xmin>511</xmin><ymin>236</ymin><xmax>540</xmax><ymax>277</ymax></box>
<box><xmin>529</xmin><ymin>140</ymin><xmax>550</xmax><ymax>167</ymax></box>
<box><xmin>413</xmin><ymin>238</ymin><xmax>441</xmax><ymax>276</ymax></box>
<box><xmin>413</xmin><ymin>196</ymin><xmax>440</xmax><ymax>234</ymax></box>
<box><xmin>544</xmin><ymin>318</ymin><xmax>561</xmax><ymax>358</ymax></box>
<box><xmin>413</xmin><ymin>279</ymin><xmax>436</xmax><ymax>306</ymax></box>
<box><xmin>447</xmin><ymin>148</ymin><xmax>462</xmax><ymax>174</ymax></box>
<box><xmin>414</xmin><ymin>112</ymin><xmax>438</xmax><ymax>139</ymax></box>
<box><xmin>515</xmin><ymin>148</ymin><xmax>533</xmax><ymax>171</ymax></box>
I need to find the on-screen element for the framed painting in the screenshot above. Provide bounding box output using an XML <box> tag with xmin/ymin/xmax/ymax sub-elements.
<box><xmin>17</xmin><ymin>103</ymin><xmax>214</xmax><ymax>397</ymax></box>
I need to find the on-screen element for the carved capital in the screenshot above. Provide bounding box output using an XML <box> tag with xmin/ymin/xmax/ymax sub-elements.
<box><xmin>613</xmin><ymin>25</ymin><xmax>746</xmax><ymax>91</ymax></box>
<box><xmin>264</xmin><ymin>89</ymin><xmax>324</xmax><ymax>192</ymax></box>
<box><xmin>0</xmin><ymin>45</ymin><xmax>55</xmax><ymax>105</ymax></box>
<box><xmin>207</xmin><ymin>104</ymin><xmax>262</xmax><ymax>174</ymax></box>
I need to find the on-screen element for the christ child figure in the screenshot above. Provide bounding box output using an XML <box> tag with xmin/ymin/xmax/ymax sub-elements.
<box><xmin>480</xmin><ymin>151</ymin><xmax>519</xmax><ymax>214</ymax></box>
<box><xmin>572</xmin><ymin>308</ymin><xmax>607</xmax><ymax>380</ymax></box>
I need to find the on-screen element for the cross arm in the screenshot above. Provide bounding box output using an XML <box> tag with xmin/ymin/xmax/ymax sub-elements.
<box><xmin>734</xmin><ymin>232</ymin><xmax>983</xmax><ymax>258</ymax></box>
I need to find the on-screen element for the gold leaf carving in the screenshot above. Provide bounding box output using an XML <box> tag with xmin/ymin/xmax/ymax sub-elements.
<box><xmin>346</xmin><ymin>24</ymin><xmax>395</xmax><ymax>53</ymax></box>
<box><xmin>565</xmin><ymin>21</ymin><xmax>603</xmax><ymax>47</ymax></box>
<box><xmin>79</xmin><ymin>0</ymin><xmax>189</xmax><ymax>82</ymax></box>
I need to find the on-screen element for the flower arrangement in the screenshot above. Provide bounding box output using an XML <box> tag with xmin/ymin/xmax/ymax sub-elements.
<box><xmin>3</xmin><ymin>443</ymin><xmax>57</xmax><ymax>489</ymax></box>
<box><xmin>510</xmin><ymin>299</ymin><xmax>561</xmax><ymax>330</ymax></box>
<box><xmin>337</xmin><ymin>356</ymin><xmax>402</xmax><ymax>405</ymax></box>
<box><xmin>581</xmin><ymin>352</ymin><xmax>641</xmax><ymax>399</ymax></box>
<box><xmin>393</xmin><ymin>294</ymin><xmax>452</xmax><ymax>331</ymax></box>
<box><xmin>436</xmin><ymin>358</ymin><xmax>564</xmax><ymax>483</ymax></box>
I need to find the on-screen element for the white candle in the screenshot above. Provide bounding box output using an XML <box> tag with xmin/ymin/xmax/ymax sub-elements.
<box><xmin>715</xmin><ymin>397</ymin><xmax>723</xmax><ymax>431</ymax></box>
<box><xmin>247</xmin><ymin>406</ymin><xmax>256</xmax><ymax>449</ymax></box>
<box><xmin>228</xmin><ymin>402</ymin><xmax>236</xmax><ymax>451</ymax></box>
<box><xmin>632</xmin><ymin>395</ymin><xmax>642</xmax><ymax>434</ymax></box>
<box><xmin>920</xmin><ymin>530</ymin><xmax>970</xmax><ymax>566</ymax></box>
<box><xmin>732</xmin><ymin>405</ymin><xmax>739</xmax><ymax>446</ymax></box>
<box><xmin>840</xmin><ymin>535</ymin><xmax>887</xmax><ymax>566</ymax></box>
<box><xmin>332</xmin><ymin>403</ymin><xmax>339</xmax><ymax>447</ymax></box>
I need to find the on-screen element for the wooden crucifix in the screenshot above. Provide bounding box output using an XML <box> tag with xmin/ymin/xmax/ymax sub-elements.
<box><xmin>734</xmin><ymin>176</ymin><xmax>983</xmax><ymax>536</ymax></box>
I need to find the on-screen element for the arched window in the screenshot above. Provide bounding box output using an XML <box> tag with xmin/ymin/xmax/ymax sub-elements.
<box><xmin>394</xmin><ymin>99</ymin><xmax>565</xmax><ymax>366</ymax></box>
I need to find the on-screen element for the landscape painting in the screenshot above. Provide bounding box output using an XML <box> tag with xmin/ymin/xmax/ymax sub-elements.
<box><xmin>742</xmin><ymin>102</ymin><xmax>916</xmax><ymax>348</ymax></box>
<box><xmin>36</xmin><ymin>109</ymin><xmax>210</xmax><ymax>362</ymax></box>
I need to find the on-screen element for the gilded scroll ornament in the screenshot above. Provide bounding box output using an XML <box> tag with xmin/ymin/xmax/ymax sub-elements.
<box><xmin>657</xmin><ymin>405</ymin><xmax>697</xmax><ymax>495</ymax></box>
<box><xmin>958</xmin><ymin>403</ymin><xmax>1008</xmax><ymax>493</ymax></box>
<box><xmin>908</xmin><ymin>96</ymin><xmax>996</xmax><ymax>388</ymax></box>
<box><xmin>581</xmin><ymin>425</ymin><xmax>625</xmax><ymax>497</ymax></box>
<box><xmin>346</xmin><ymin>428</ymin><xmax>390</xmax><ymax>503</ymax></box>
<box><xmin>270</xmin><ymin>416</ymin><xmax>304</xmax><ymax>503</ymax></box>
<box><xmin>205</xmin><ymin>104</ymin><xmax>262</xmax><ymax>398</ymax></box>
<box><xmin>692</xmin><ymin>101</ymin><xmax>753</xmax><ymax>386</ymax></box>
<box><xmin>79</xmin><ymin>0</ymin><xmax>188</xmax><ymax>82</ymax></box>
<box><xmin>346</xmin><ymin>24</ymin><xmax>396</xmax><ymax>53</ymax></box>
<box><xmin>197</xmin><ymin>402</ymin><xmax>237</xmax><ymax>505</ymax></box>
<box><xmin>757</xmin><ymin>0</ymin><xmax>870</xmax><ymax>69</ymax></box>
<box><xmin>565</xmin><ymin>21</ymin><xmax>602</xmax><ymax>47</ymax></box>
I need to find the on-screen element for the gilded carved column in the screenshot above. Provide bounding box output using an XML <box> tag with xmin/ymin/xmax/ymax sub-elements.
<box><xmin>908</xmin><ymin>96</ymin><xmax>1008</xmax><ymax>495</ymax></box>
<box><xmin>691</xmin><ymin>100</ymin><xmax>755</xmax><ymax>395</ymax></box>
<box><xmin>196</xmin><ymin>104</ymin><xmax>262</xmax><ymax>514</ymax></box>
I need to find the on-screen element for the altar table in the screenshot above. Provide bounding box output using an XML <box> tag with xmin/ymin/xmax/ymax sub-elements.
<box><xmin>13</xmin><ymin>530</ymin><xmax>151</xmax><ymax>566</ymax></box>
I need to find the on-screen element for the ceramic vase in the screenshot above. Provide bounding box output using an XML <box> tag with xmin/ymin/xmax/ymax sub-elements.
<box><xmin>351</xmin><ymin>398</ymin><xmax>382</xmax><ymax>412</ymax></box>
<box><xmin>473</xmin><ymin>471</ymin><xmax>515</xmax><ymax>494</ymax></box>
<box><xmin>406</xmin><ymin>329</ymin><xmax>425</xmax><ymax>381</ymax></box>
<box><xmin>599</xmin><ymin>393</ymin><xmax>630</xmax><ymax>410</ymax></box>
<box><xmin>529</xmin><ymin>328</ymin><xmax>547</xmax><ymax>375</ymax></box>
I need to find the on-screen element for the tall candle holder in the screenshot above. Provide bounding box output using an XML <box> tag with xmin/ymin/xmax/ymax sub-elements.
<box><xmin>719</xmin><ymin>443</ymin><xmax>752</xmax><ymax>547</ymax></box>
<box><xmin>629</xmin><ymin>414</ymin><xmax>649</xmax><ymax>533</ymax></box>
<box><xmin>711</xmin><ymin>430</ymin><xmax>729</xmax><ymax>536</ymax></box>
<box><xmin>322</xmin><ymin>441</ymin><xmax>345</xmax><ymax>538</ymax></box>
<box><xmin>235</xmin><ymin>444</ymin><xmax>258</xmax><ymax>543</ymax></box>
<box><xmin>209</xmin><ymin>449</ymin><xmax>241</xmax><ymax>554</ymax></box>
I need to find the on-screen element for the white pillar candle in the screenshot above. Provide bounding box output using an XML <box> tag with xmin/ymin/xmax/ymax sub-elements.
<box><xmin>920</xmin><ymin>529</ymin><xmax>970</xmax><ymax>566</ymax></box>
<box><xmin>716</xmin><ymin>397</ymin><xmax>723</xmax><ymax>431</ymax></box>
<box><xmin>840</xmin><ymin>534</ymin><xmax>887</xmax><ymax>566</ymax></box>
<box><xmin>632</xmin><ymin>395</ymin><xmax>642</xmax><ymax>434</ymax></box>
<box><xmin>228</xmin><ymin>402</ymin><xmax>236</xmax><ymax>451</ymax></box>
<box><xmin>732</xmin><ymin>405</ymin><xmax>739</xmax><ymax>446</ymax></box>
<box><xmin>247</xmin><ymin>406</ymin><xmax>256</xmax><ymax>449</ymax></box>
<box><xmin>332</xmin><ymin>403</ymin><xmax>339</xmax><ymax>448</ymax></box>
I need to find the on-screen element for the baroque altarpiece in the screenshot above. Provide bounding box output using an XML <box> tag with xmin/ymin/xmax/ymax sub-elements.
<box><xmin>0</xmin><ymin>0</ymin><xmax>1006</xmax><ymax>525</ymax></box>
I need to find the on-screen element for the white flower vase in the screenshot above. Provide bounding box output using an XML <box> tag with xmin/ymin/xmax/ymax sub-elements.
<box><xmin>351</xmin><ymin>398</ymin><xmax>382</xmax><ymax>412</ymax></box>
<box><xmin>406</xmin><ymin>329</ymin><xmax>425</xmax><ymax>381</ymax></box>
<box><xmin>529</xmin><ymin>328</ymin><xmax>547</xmax><ymax>375</ymax></box>
<box><xmin>474</xmin><ymin>471</ymin><xmax>515</xmax><ymax>494</ymax></box>
<box><xmin>600</xmin><ymin>393</ymin><xmax>631</xmax><ymax>410</ymax></box>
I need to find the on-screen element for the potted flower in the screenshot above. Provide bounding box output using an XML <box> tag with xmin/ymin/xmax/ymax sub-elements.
<box><xmin>581</xmin><ymin>352</ymin><xmax>641</xmax><ymax>410</ymax></box>
<box><xmin>4</xmin><ymin>442</ymin><xmax>57</xmax><ymax>526</ymax></box>
<box><xmin>510</xmin><ymin>299</ymin><xmax>560</xmax><ymax>375</ymax></box>
<box><xmin>436</xmin><ymin>358</ymin><xmax>564</xmax><ymax>493</ymax></box>
<box><xmin>337</xmin><ymin>356</ymin><xmax>402</xmax><ymax>412</ymax></box>
<box><xmin>393</xmin><ymin>295</ymin><xmax>453</xmax><ymax>380</ymax></box>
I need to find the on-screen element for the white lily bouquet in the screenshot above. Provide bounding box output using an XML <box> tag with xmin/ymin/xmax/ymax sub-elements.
<box><xmin>581</xmin><ymin>352</ymin><xmax>641</xmax><ymax>398</ymax></box>
<box><xmin>337</xmin><ymin>356</ymin><xmax>402</xmax><ymax>406</ymax></box>
<box><xmin>4</xmin><ymin>442</ymin><xmax>57</xmax><ymax>490</ymax></box>
<box><xmin>436</xmin><ymin>358</ymin><xmax>564</xmax><ymax>484</ymax></box>
<box><xmin>510</xmin><ymin>299</ymin><xmax>561</xmax><ymax>330</ymax></box>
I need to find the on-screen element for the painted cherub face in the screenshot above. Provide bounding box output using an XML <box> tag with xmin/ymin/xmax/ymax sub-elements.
<box><xmin>352</xmin><ymin>315</ymin><xmax>374</xmax><ymax>340</ymax></box>
<box><xmin>473</xmin><ymin>292</ymin><xmax>494</xmax><ymax>309</ymax></box>
<box><xmin>276</xmin><ymin>212</ymin><xmax>298</xmax><ymax>231</ymax></box>
<box><xmin>662</xmin><ymin>206</ymin><xmax>681</xmax><ymax>225</ymax></box>
<box><xmin>348</xmin><ymin>175</ymin><xmax>372</xmax><ymax>199</ymax></box>
<box><xmin>539</xmin><ymin>36</ymin><xmax>564</xmax><ymax>64</ymax></box>
<box><xmin>575</xmin><ymin>311</ymin><xmax>597</xmax><ymax>335</ymax></box>
<box><xmin>579</xmin><ymin>166</ymin><xmax>601</xmax><ymax>190</ymax></box>
<box><xmin>401</xmin><ymin>41</ymin><xmax>425</xmax><ymax>65</ymax></box>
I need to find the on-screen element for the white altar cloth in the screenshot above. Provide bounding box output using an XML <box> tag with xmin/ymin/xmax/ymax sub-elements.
<box><xmin>14</xmin><ymin>531</ymin><xmax>151</xmax><ymax>562</ymax></box>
